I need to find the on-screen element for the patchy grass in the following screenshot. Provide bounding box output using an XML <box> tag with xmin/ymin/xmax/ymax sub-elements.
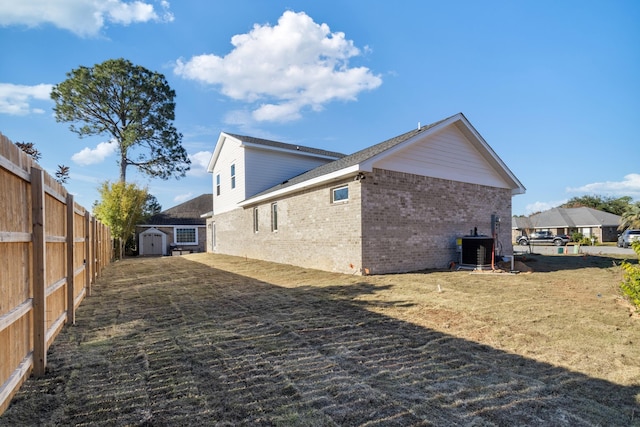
<box><xmin>1</xmin><ymin>253</ymin><xmax>639</xmax><ymax>426</ymax></box>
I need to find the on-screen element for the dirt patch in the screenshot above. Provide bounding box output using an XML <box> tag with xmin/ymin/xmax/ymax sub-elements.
<box><xmin>1</xmin><ymin>253</ymin><xmax>639</xmax><ymax>425</ymax></box>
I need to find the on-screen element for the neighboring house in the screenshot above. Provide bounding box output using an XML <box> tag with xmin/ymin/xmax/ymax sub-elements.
<box><xmin>137</xmin><ymin>194</ymin><xmax>213</xmax><ymax>255</ymax></box>
<box><xmin>207</xmin><ymin>113</ymin><xmax>525</xmax><ymax>274</ymax></box>
<box><xmin>511</xmin><ymin>207</ymin><xmax>622</xmax><ymax>243</ymax></box>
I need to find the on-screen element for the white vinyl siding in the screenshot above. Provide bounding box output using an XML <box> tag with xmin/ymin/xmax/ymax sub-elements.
<box><xmin>244</xmin><ymin>148</ymin><xmax>336</xmax><ymax>198</ymax></box>
<box><xmin>212</xmin><ymin>134</ymin><xmax>340</xmax><ymax>215</ymax></box>
<box><xmin>213</xmin><ymin>138</ymin><xmax>245</xmax><ymax>214</ymax></box>
<box><xmin>373</xmin><ymin>126</ymin><xmax>508</xmax><ymax>189</ymax></box>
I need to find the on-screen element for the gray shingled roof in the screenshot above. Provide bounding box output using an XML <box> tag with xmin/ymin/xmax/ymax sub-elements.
<box><xmin>528</xmin><ymin>207</ymin><xmax>621</xmax><ymax>228</ymax></box>
<box><xmin>512</xmin><ymin>216</ymin><xmax>532</xmax><ymax>230</ymax></box>
<box><xmin>244</xmin><ymin>116</ymin><xmax>451</xmax><ymax>202</ymax></box>
<box><xmin>145</xmin><ymin>194</ymin><xmax>213</xmax><ymax>226</ymax></box>
<box><xmin>225</xmin><ymin>133</ymin><xmax>346</xmax><ymax>159</ymax></box>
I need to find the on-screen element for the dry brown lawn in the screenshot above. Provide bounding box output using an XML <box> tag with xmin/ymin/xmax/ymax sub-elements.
<box><xmin>1</xmin><ymin>252</ymin><xmax>639</xmax><ymax>426</ymax></box>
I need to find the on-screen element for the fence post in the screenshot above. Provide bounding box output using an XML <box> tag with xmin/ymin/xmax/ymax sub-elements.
<box><xmin>66</xmin><ymin>194</ymin><xmax>75</xmax><ymax>325</ymax></box>
<box><xmin>31</xmin><ymin>166</ymin><xmax>46</xmax><ymax>377</ymax></box>
<box><xmin>85</xmin><ymin>211</ymin><xmax>91</xmax><ymax>297</ymax></box>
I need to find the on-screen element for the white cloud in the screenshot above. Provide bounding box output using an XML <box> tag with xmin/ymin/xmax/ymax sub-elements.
<box><xmin>174</xmin><ymin>10</ymin><xmax>382</xmax><ymax>123</ymax></box>
<box><xmin>567</xmin><ymin>173</ymin><xmax>640</xmax><ymax>197</ymax></box>
<box><xmin>187</xmin><ymin>150</ymin><xmax>212</xmax><ymax>176</ymax></box>
<box><xmin>71</xmin><ymin>140</ymin><xmax>117</xmax><ymax>165</ymax></box>
<box><xmin>0</xmin><ymin>83</ymin><xmax>53</xmax><ymax>115</ymax></box>
<box><xmin>0</xmin><ymin>0</ymin><xmax>174</xmax><ymax>37</ymax></box>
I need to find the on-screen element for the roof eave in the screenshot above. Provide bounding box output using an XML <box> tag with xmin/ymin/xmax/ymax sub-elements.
<box><xmin>241</xmin><ymin>141</ymin><xmax>343</xmax><ymax>161</ymax></box>
<box><xmin>238</xmin><ymin>164</ymin><xmax>363</xmax><ymax>208</ymax></box>
<box><xmin>207</xmin><ymin>132</ymin><xmax>235</xmax><ymax>173</ymax></box>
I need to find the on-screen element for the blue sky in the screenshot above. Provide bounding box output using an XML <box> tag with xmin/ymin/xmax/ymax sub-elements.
<box><xmin>0</xmin><ymin>0</ymin><xmax>638</xmax><ymax>215</ymax></box>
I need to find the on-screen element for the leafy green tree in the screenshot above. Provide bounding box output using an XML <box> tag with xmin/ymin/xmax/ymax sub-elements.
<box><xmin>619</xmin><ymin>202</ymin><xmax>640</xmax><ymax>230</ymax></box>
<box><xmin>607</xmin><ymin>196</ymin><xmax>633</xmax><ymax>216</ymax></box>
<box><xmin>51</xmin><ymin>58</ymin><xmax>190</xmax><ymax>182</ymax></box>
<box><xmin>93</xmin><ymin>181</ymin><xmax>148</xmax><ymax>259</ymax></box>
<box><xmin>142</xmin><ymin>194</ymin><xmax>162</xmax><ymax>221</ymax></box>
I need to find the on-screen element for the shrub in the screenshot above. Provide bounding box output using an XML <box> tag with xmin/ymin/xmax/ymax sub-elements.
<box><xmin>620</xmin><ymin>241</ymin><xmax>640</xmax><ymax>310</ymax></box>
<box><xmin>571</xmin><ymin>232</ymin><xmax>583</xmax><ymax>242</ymax></box>
<box><xmin>583</xmin><ymin>235</ymin><xmax>598</xmax><ymax>245</ymax></box>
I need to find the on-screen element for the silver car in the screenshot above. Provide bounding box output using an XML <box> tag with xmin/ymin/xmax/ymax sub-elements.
<box><xmin>617</xmin><ymin>229</ymin><xmax>640</xmax><ymax>248</ymax></box>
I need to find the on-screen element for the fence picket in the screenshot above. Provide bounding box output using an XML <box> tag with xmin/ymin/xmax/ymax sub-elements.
<box><xmin>30</xmin><ymin>166</ymin><xmax>46</xmax><ymax>377</ymax></box>
<box><xmin>0</xmin><ymin>133</ymin><xmax>112</xmax><ymax>415</ymax></box>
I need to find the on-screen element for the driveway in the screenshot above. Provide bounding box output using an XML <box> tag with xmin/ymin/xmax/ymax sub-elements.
<box><xmin>514</xmin><ymin>244</ymin><xmax>635</xmax><ymax>256</ymax></box>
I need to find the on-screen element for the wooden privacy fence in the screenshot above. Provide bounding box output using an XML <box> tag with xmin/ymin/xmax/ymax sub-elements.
<box><xmin>0</xmin><ymin>133</ymin><xmax>112</xmax><ymax>415</ymax></box>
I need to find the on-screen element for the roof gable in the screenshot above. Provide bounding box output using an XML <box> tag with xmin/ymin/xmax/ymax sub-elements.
<box><xmin>240</xmin><ymin>113</ymin><xmax>525</xmax><ymax>206</ymax></box>
<box><xmin>225</xmin><ymin>133</ymin><xmax>346</xmax><ymax>159</ymax></box>
<box><xmin>372</xmin><ymin>123</ymin><xmax>507</xmax><ymax>188</ymax></box>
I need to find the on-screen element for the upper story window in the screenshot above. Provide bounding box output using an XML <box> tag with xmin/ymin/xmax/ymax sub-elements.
<box><xmin>216</xmin><ymin>174</ymin><xmax>221</xmax><ymax>196</ymax></box>
<box><xmin>231</xmin><ymin>164</ymin><xmax>236</xmax><ymax>189</ymax></box>
<box><xmin>332</xmin><ymin>185</ymin><xmax>349</xmax><ymax>203</ymax></box>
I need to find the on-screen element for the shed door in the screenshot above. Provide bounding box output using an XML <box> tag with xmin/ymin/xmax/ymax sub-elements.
<box><xmin>143</xmin><ymin>232</ymin><xmax>163</xmax><ymax>255</ymax></box>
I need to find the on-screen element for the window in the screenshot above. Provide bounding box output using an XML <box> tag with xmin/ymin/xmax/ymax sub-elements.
<box><xmin>216</xmin><ymin>174</ymin><xmax>221</xmax><ymax>196</ymax></box>
<box><xmin>332</xmin><ymin>185</ymin><xmax>349</xmax><ymax>203</ymax></box>
<box><xmin>231</xmin><ymin>164</ymin><xmax>236</xmax><ymax>189</ymax></box>
<box><xmin>253</xmin><ymin>207</ymin><xmax>259</xmax><ymax>233</ymax></box>
<box><xmin>175</xmin><ymin>227</ymin><xmax>197</xmax><ymax>245</ymax></box>
<box><xmin>271</xmin><ymin>203</ymin><xmax>278</xmax><ymax>232</ymax></box>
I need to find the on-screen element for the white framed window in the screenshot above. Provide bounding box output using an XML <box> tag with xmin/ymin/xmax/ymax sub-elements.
<box><xmin>216</xmin><ymin>174</ymin><xmax>221</xmax><ymax>196</ymax></box>
<box><xmin>175</xmin><ymin>227</ymin><xmax>197</xmax><ymax>245</ymax></box>
<box><xmin>231</xmin><ymin>164</ymin><xmax>236</xmax><ymax>189</ymax></box>
<box><xmin>271</xmin><ymin>203</ymin><xmax>278</xmax><ymax>232</ymax></box>
<box><xmin>253</xmin><ymin>207</ymin><xmax>259</xmax><ymax>233</ymax></box>
<box><xmin>332</xmin><ymin>185</ymin><xmax>349</xmax><ymax>203</ymax></box>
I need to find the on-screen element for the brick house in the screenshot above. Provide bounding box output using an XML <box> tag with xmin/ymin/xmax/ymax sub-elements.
<box><xmin>206</xmin><ymin>113</ymin><xmax>525</xmax><ymax>274</ymax></box>
<box><xmin>137</xmin><ymin>194</ymin><xmax>212</xmax><ymax>255</ymax></box>
<box><xmin>511</xmin><ymin>207</ymin><xmax>622</xmax><ymax>243</ymax></box>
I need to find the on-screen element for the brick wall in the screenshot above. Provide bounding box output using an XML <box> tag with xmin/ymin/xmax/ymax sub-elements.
<box><xmin>211</xmin><ymin>179</ymin><xmax>363</xmax><ymax>274</ymax></box>
<box><xmin>360</xmin><ymin>169</ymin><xmax>513</xmax><ymax>274</ymax></box>
<box><xmin>210</xmin><ymin>169</ymin><xmax>513</xmax><ymax>275</ymax></box>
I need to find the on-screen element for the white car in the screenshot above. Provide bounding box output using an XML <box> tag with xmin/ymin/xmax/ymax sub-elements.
<box><xmin>617</xmin><ymin>229</ymin><xmax>640</xmax><ymax>248</ymax></box>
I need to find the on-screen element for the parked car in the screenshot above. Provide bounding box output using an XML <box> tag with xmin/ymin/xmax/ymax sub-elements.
<box><xmin>516</xmin><ymin>231</ymin><xmax>570</xmax><ymax>246</ymax></box>
<box><xmin>617</xmin><ymin>229</ymin><xmax>640</xmax><ymax>248</ymax></box>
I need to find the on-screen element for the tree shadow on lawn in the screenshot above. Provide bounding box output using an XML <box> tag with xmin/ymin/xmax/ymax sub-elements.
<box><xmin>1</xmin><ymin>256</ymin><xmax>639</xmax><ymax>426</ymax></box>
